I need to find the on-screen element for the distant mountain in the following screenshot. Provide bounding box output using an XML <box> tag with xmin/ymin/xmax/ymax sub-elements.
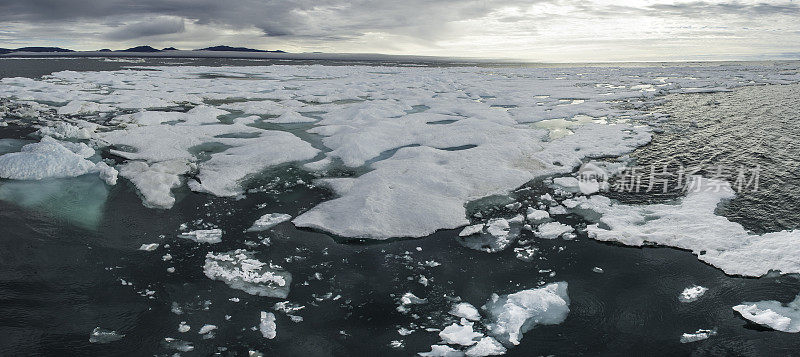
<box><xmin>118</xmin><ymin>46</ymin><xmax>161</xmax><ymax>52</ymax></box>
<box><xmin>5</xmin><ymin>47</ymin><xmax>74</xmax><ymax>53</ymax></box>
<box><xmin>0</xmin><ymin>48</ymin><xmax>11</xmax><ymax>54</ymax></box>
<box><xmin>98</xmin><ymin>49</ymin><xmax>112</xmax><ymax>52</ymax></box>
<box><xmin>161</xmin><ymin>47</ymin><xmax>178</xmax><ymax>51</ymax></box>
<box><xmin>196</xmin><ymin>45</ymin><xmax>285</xmax><ymax>53</ymax></box>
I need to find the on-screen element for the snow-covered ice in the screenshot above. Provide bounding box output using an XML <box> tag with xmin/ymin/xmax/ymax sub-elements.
<box><xmin>680</xmin><ymin>329</ymin><xmax>716</xmax><ymax>343</ymax></box>
<box><xmin>482</xmin><ymin>282</ymin><xmax>570</xmax><ymax>345</ymax></box>
<box><xmin>733</xmin><ymin>294</ymin><xmax>800</xmax><ymax>332</ymax></box>
<box><xmin>565</xmin><ymin>176</ymin><xmax>800</xmax><ymax>277</ymax></box>
<box><xmin>260</xmin><ymin>311</ymin><xmax>277</xmax><ymax>339</ymax></box>
<box><xmin>679</xmin><ymin>286</ymin><xmax>708</xmax><ymax>303</ymax></box>
<box><xmin>179</xmin><ymin>229</ymin><xmax>223</xmax><ymax>244</ymax></box>
<box><xmin>450</xmin><ymin>302</ymin><xmax>481</xmax><ymax>321</ymax></box>
<box><xmin>247</xmin><ymin>213</ymin><xmax>292</xmax><ymax>232</ymax></box>
<box><xmin>88</xmin><ymin>327</ymin><xmax>124</xmax><ymax>344</ymax></box>
<box><xmin>439</xmin><ymin>319</ymin><xmax>483</xmax><ymax>346</ymax></box>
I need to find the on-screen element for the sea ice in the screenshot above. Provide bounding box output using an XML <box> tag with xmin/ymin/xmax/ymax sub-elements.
<box><xmin>260</xmin><ymin>311</ymin><xmax>277</xmax><ymax>339</ymax></box>
<box><xmin>733</xmin><ymin>294</ymin><xmax>800</xmax><ymax>332</ymax></box>
<box><xmin>535</xmin><ymin>222</ymin><xmax>574</xmax><ymax>240</ymax></box>
<box><xmin>565</xmin><ymin>176</ymin><xmax>800</xmax><ymax>277</ymax></box>
<box><xmin>88</xmin><ymin>327</ymin><xmax>124</xmax><ymax>344</ymax></box>
<box><xmin>679</xmin><ymin>286</ymin><xmax>708</xmax><ymax>303</ymax></box>
<box><xmin>179</xmin><ymin>229</ymin><xmax>223</xmax><ymax>244</ymax></box>
<box><xmin>247</xmin><ymin>213</ymin><xmax>292</xmax><ymax>232</ymax></box>
<box><xmin>204</xmin><ymin>249</ymin><xmax>292</xmax><ymax>298</ymax></box>
<box><xmin>439</xmin><ymin>319</ymin><xmax>483</xmax><ymax>346</ymax></box>
<box><xmin>419</xmin><ymin>345</ymin><xmax>464</xmax><ymax>356</ymax></box>
<box><xmin>0</xmin><ymin>136</ymin><xmax>117</xmax><ymax>184</ymax></box>
<box><xmin>482</xmin><ymin>282</ymin><xmax>570</xmax><ymax>345</ymax></box>
<box><xmin>465</xmin><ymin>337</ymin><xmax>507</xmax><ymax>356</ymax></box>
<box><xmin>450</xmin><ymin>302</ymin><xmax>481</xmax><ymax>321</ymax></box>
<box><xmin>680</xmin><ymin>329</ymin><xmax>716</xmax><ymax>343</ymax></box>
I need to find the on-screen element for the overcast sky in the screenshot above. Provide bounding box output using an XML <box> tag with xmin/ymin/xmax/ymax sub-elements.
<box><xmin>1</xmin><ymin>0</ymin><xmax>799</xmax><ymax>62</ymax></box>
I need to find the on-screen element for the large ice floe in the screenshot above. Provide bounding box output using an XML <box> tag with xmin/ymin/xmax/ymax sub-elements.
<box><xmin>0</xmin><ymin>136</ymin><xmax>117</xmax><ymax>185</ymax></box>
<box><xmin>564</xmin><ymin>176</ymin><xmax>800</xmax><ymax>277</ymax></box>
<box><xmin>482</xmin><ymin>282</ymin><xmax>570</xmax><ymax>346</ymax></box>
<box><xmin>3</xmin><ymin>64</ymin><xmax>794</xmax><ymax>238</ymax></box>
<box><xmin>733</xmin><ymin>294</ymin><xmax>800</xmax><ymax>332</ymax></box>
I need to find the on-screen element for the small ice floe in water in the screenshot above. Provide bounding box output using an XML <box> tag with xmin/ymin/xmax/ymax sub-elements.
<box><xmin>534</xmin><ymin>222</ymin><xmax>574</xmax><ymax>240</ymax></box>
<box><xmin>419</xmin><ymin>345</ymin><xmax>463</xmax><ymax>356</ymax></box>
<box><xmin>88</xmin><ymin>327</ymin><xmax>124</xmax><ymax>343</ymax></box>
<box><xmin>679</xmin><ymin>285</ymin><xmax>708</xmax><ymax>303</ymax></box>
<box><xmin>204</xmin><ymin>249</ymin><xmax>292</xmax><ymax>298</ymax></box>
<box><xmin>389</xmin><ymin>340</ymin><xmax>405</xmax><ymax>349</ymax></box>
<box><xmin>458</xmin><ymin>217</ymin><xmax>521</xmax><ymax>253</ymax></box>
<box><xmin>397</xmin><ymin>292</ymin><xmax>428</xmax><ymax>313</ymax></box>
<box><xmin>733</xmin><ymin>294</ymin><xmax>800</xmax><ymax>332</ymax></box>
<box><xmin>198</xmin><ymin>324</ymin><xmax>217</xmax><ymax>335</ymax></box>
<box><xmin>465</xmin><ymin>336</ymin><xmax>507</xmax><ymax>356</ymax></box>
<box><xmin>592</xmin><ymin>267</ymin><xmax>604</xmax><ymax>273</ymax></box>
<box><xmin>247</xmin><ymin>213</ymin><xmax>292</xmax><ymax>232</ymax></box>
<box><xmin>138</xmin><ymin>243</ymin><xmax>159</xmax><ymax>251</ymax></box>
<box><xmin>526</xmin><ymin>207</ymin><xmax>550</xmax><ymax>223</ymax></box>
<box><xmin>459</xmin><ymin>223</ymin><xmax>484</xmax><ymax>237</ymax></box>
<box><xmin>439</xmin><ymin>319</ymin><xmax>483</xmax><ymax>346</ymax></box>
<box><xmin>483</xmin><ymin>282</ymin><xmax>570</xmax><ymax>345</ymax></box>
<box><xmin>680</xmin><ymin>329</ymin><xmax>716</xmax><ymax>343</ymax></box>
<box><xmin>179</xmin><ymin>228</ymin><xmax>223</xmax><ymax>244</ymax></box>
<box><xmin>178</xmin><ymin>321</ymin><xmax>190</xmax><ymax>333</ymax></box>
<box><xmin>450</xmin><ymin>302</ymin><xmax>481</xmax><ymax>321</ymax></box>
<box><xmin>162</xmin><ymin>337</ymin><xmax>194</xmax><ymax>352</ymax></box>
<box><xmin>259</xmin><ymin>311</ymin><xmax>277</xmax><ymax>339</ymax></box>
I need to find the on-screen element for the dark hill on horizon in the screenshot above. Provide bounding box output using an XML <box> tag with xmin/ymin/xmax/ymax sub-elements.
<box><xmin>197</xmin><ymin>45</ymin><xmax>284</xmax><ymax>53</ymax></box>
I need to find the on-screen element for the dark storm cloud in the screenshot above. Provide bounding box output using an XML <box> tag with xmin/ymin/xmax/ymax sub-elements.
<box><xmin>0</xmin><ymin>0</ymin><xmax>536</xmax><ymax>39</ymax></box>
<box><xmin>104</xmin><ymin>17</ymin><xmax>185</xmax><ymax>40</ymax></box>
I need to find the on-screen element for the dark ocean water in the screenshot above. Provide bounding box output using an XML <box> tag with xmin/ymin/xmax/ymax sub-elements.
<box><xmin>0</xmin><ymin>58</ymin><xmax>799</xmax><ymax>356</ymax></box>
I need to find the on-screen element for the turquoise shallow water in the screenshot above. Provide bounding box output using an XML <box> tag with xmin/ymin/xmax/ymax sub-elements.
<box><xmin>1</xmin><ymin>59</ymin><xmax>799</xmax><ymax>356</ymax></box>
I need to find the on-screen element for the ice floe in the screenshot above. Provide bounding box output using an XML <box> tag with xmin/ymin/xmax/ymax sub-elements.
<box><xmin>733</xmin><ymin>294</ymin><xmax>800</xmax><ymax>332</ymax></box>
<box><xmin>88</xmin><ymin>327</ymin><xmax>124</xmax><ymax>344</ymax></box>
<box><xmin>565</xmin><ymin>176</ymin><xmax>800</xmax><ymax>277</ymax></box>
<box><xmin>439</xmin><ymin>319</ymin><xmax>483</xmax><ymax>346</ymax></box>
<box><xmin>680</xmin><ymin>329</ymin><xmax>716</xmax><ymax>343</ymax></box>
<box><xmin>204</xmin><ymin>249</ymin><xmax>292</xmax><ymax>298</ymax></box>
<box><xmin>247</xmin><ymin>213</ymin><xmax>292</xmax><ymax>232</ymax></box>
<box><xmin>259</xmin><ymin>311</ymin><xmax>277</xmax><ymax>339</ymax></box>
<box><xmin>0</xmin><ymin>136</ymin><xmax>117</xmax><ymax>185</ymax></box>
<box><xmin>679</xmin><ymin>285</ymin><xmax>708</xmax><ymax>303</ymax></box>
<box><xmin>179</xmin><ymin>228</ymin><xmax>223</xmax><ymax>244</ymax></box>
<box><xmin>450</xmin><ymin>302</ymin><xmax>481</xmax><ymax>321</ymax></box>
<box><xmin>482</xmin><ymin>282</ymin><xmax>570</xmax><ymax>346</ymax></box>
<box><xmin>464</xmin><ymin>337</ymin><xmax>507</xmax><ymax>356</ymax></box>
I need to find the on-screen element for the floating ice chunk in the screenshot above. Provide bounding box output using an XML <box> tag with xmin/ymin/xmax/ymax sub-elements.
<box><xmin>459</xmin><ymin>224</ymin><xmax>484</xmax><ymax>237</ymax></box>
<box><xmin>548</xmin><ymin>205</ymin><xmax>568</xmax><ymax>215</ymax></box>
<box><xmin>450</xmin><ymin>302</ymin><xmax>481</xmax><ymax>321</ymax></box>
<box><xmin>465</xmin><ymin>337</ymin><xmax>507</xmax><ymax>356</ymax></box>
<box><xmin>486</xmin><ymin>219</ymin><xmax>510</xmax><ymax>238</ymax></box>
<box><xmin>37</xmin><ymin>122</ymin><xmax>95</xmax><ymax>140</ymax></box>
<box><xmin>260</xmin><ymin>311</ymin><xmax>277</xmax><ymax>339</ymax></box>
<box><xmin>552</xmin><ymin>177</ymin><xmax>580</xmax><ymax>192</ymax></box>
<box><xmin>679</xmin><ymin>286</ymin><xmax>708</xmax><ymax>303</ymax></box>
<box><xmin>178</xmin><ymin>321</ymin><xmax>190</xmax><ymax>333</ymax></box>
<box><xmin>419</xmin><ymin>345</ymin><xmax>465</xmax><ymax>356</ymax></box>
<box><xmin>439</xmin><ymin>319</ymin><xmax>483</xmax><ymax>346</ymax></box>
<box><xmin>162</xmin><ymin>337</ymin><xmax>193</xmax><ymax>352</ymax></box>
<box><xmin>119</xmin><ymin>160</ymin><xmax>191</xmax><ymax>209</ymax></box>
<box><xmin>567</xmin><ymin>176</ymin><xmax>800</xmax><ymax>277</ymax></box>
<box><xmin>535</xmin><ymin>222</ymin><xmax>574</xmax><ymax>240</ymax></box>
<box><xmin>204</xmin><ymin>249</ymin><xmax>292</xmax><ymax>298</ymax></box>
<box><xmin>198</xmin><ymin>324</ymin><xmax>217</xmax><ymax>335</ymax></box>
<box><xmin>483</xmin><ymin>282</ymin><xmax>570</xmax><ymax>345</ymax></box>
<box><xmin>89</xmin><ymin>327</ymin><xmax>124</xmax><ymax>344</ymax></box>
<box><xmin>398</xmin><ymin>292</ymin><xmax>428</xmax><ymax>313</ymax></box>
<box><xmin>525</xmin><ymin>208</ymin><xmax>549</xmax><ymax>223</ymax></box>
<box><xmin>139</xmin><ymin>243</ymin><xmax>159</xmax><ymax>251</ymax></box>
<box><xmin>592</xmin><ymin>267</ymin><xmax>604</xmax><ymax>274</ymax></box>
<box><xmin>247</xmin><ymin>213</ymin><xmax>292</xmax><ymax>232</ymax></box>
<box><xmin>0</xmin><ymin>136</ymin><xmax>116</xmax><ymax>184</ymax></box>
<box><xmin>179</xmin><ymin>229</ymin><xmax>223</xmax><ymax>244</ymax></box>
<box><xmin>680</xmin><ymin>329</ymin><xmax>716</xmax><ymax>343</ymax></box>
<box><xmin>733</xmin><ymin>295</ymin><xmax>800</xmax><ymax>332</ymax></box>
